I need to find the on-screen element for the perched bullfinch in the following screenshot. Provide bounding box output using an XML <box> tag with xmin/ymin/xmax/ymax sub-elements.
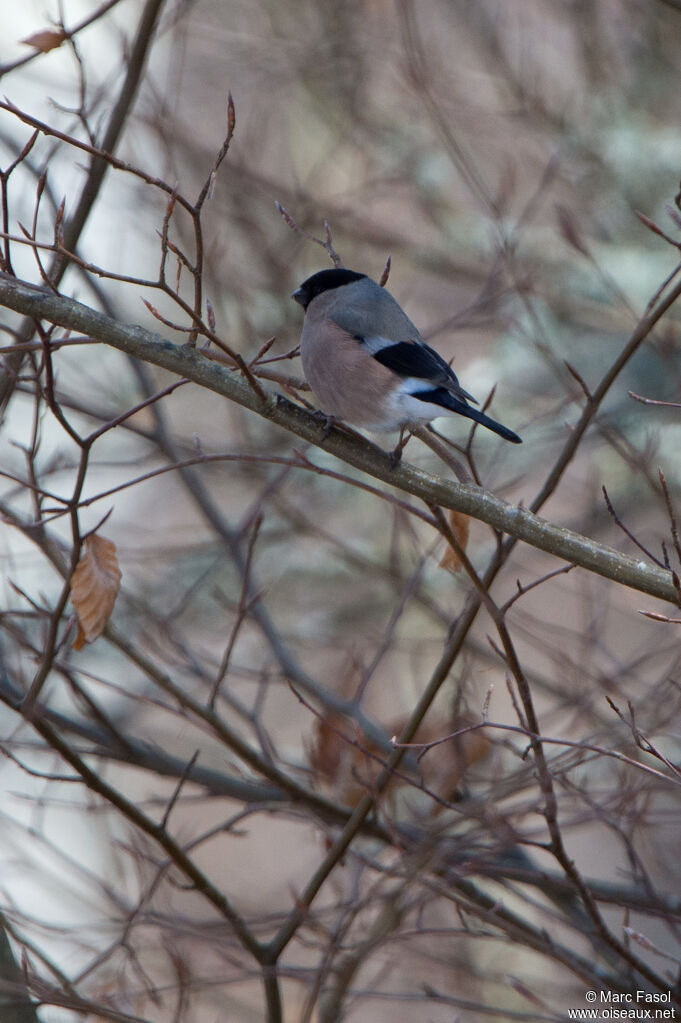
<box><xmin>292</xmin><ymin>269</ymin><xmax>521</xmax><ymax>444</ymax></box>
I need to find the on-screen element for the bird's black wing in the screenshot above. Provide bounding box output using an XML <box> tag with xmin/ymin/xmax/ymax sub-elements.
<box><xmin>369</xmin><ymin>339</ymin><xmax>478</xmax><ymax>405</ymax></box>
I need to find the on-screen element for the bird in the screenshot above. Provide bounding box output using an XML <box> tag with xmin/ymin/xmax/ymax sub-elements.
<box><xmin>292</xmin><ymin>268</ymin><xmax>522</xmax><ymax>446</ymax></box>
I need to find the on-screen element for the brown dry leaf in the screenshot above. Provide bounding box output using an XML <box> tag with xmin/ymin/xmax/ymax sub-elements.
<box><xmin>73</xmin><ymin>621</ymin><xmax>88</xmax><ymax>652</ymax></box>
<box><xmin>22</xmin><ymin>29</ymin><xmax>68</xmax><ymax>52</ymax></box>
<box><xmin>308</xmin><ymin>709</ymin><xmax>490</xmax><ymax>811</ymax></box>
<box><xmin>307</xmin><ymin>711</ymin><xmax>345</xmax><ymax>781</ymax></box>
<box><xmin>439</xmin><ymin>509</ymin><xmax>470</xmax><ymax>574</ymax></box>
<box><xmin>71</xmin><ymin>534</ymin><xmax>121</xmax><ymax>650</ymax></box>
<box><xmin>307</xmin><ymin>712</ymin><xmax>371</xmax><ymax>808</ymax></box>
<box><xmin>409</xmin><ymin>712</ymin><xmax>491</xmax><ymax>810</ymax></box>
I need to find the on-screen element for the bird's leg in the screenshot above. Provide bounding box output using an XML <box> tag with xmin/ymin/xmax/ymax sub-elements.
<box><xmin>389</xmin><ymin>428</ymin><xmax>411</xmax><ymax>469</ymax></box>
<box><xmin>310</xmin><ymin>409</ymin><xmax>339</xmax><ymax>440</ymax></box>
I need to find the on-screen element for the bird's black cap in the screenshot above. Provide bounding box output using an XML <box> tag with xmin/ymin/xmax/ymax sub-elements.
<box><xmin>292</xmin><ymin>268</ymin><xmax>366</xmax><ymax>310</ymax></box>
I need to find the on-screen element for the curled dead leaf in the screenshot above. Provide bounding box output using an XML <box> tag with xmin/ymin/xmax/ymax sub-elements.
<box><xmin>308</xmin><ymin>709</ymin><xmax>490</xmax><ymax>811</ymax></box>
<box><xmin>439</xmin><ymin>509</ymin><xmax>470</xmax><ymax>574</ymax></box>
<box><xmin>22</xmin><ymin>29</ymin><xmax>67</xmax><ymax>52</ymax></box>
<box><xmin>70</xmin><ymin>534</ymin><xmax>121</xmax><ymax>650</ymax></box>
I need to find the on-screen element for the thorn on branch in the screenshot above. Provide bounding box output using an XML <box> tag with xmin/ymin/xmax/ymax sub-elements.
<box><xmin>637</xmin><ymin>609</ymin><xmax>681</xmax><ymax>624</ymax></box>
<box><xmin>195</xmin><ymin>94</ymin><xmax>237</xmax><ymax>213</ymax></box>
<box><xmin>206</xmin><ymin>297</ymin><xmax>216</xmax><ymax>333</ymax></box>
<box><xmin>275</xmin><ymin>201</ymin><xmax>343</xmax><ymax>267</ymax></box>
<box><xmin>555</xmin><ymin>204</ymin><xmax>590</xmax><ymax>257</ymax></box>
<box><xmin>15</xmin><ymin>128</ymin><xmax>40</xmax><ymax>167</ymax></box>
<box><xmin>379</xmin><ymin>255</ymin><xmax>391</xmax><ymax>288</ymax></box>
<box><xmin>36</xmin><ymin>168</ymin><xmax>47</xmax><ymax>202</ymax></box>
<box><xmin>501</xmin><ymin>564</ymin><xmax>575</xmax><ymax>613</ymax></box>
<box><xmin>227</xmin><ymin>91</ymin><xmax>236</xmax><ymax>136</ymax></box>
<box><xmin>602</xmin><ymin>485</ymin><xmax>666</xmax><ymax>570</ymax></box>
<box><xmin>628</xmin><ymin>390</ymin><xmax>681</xmax><ymax>408</ymax></box>
<box><xmin>635</xmin><ymin>210</ymin><xmax>680</xmax><ymax>248</ymax></box>
<box><xmin>658</xmin><ymin>467</ymin><xmax>681</xmax><ymax>573</ymax></box>
<box><xmin>141</xmin><ymin>297</ymin><xmax>194</xmax><ymax>333</ymax></box>
<box><xmin>159</xmin><ymin>188</ymin><xmax>179</xmax><ymax>283</ymax></box>
<box><xmin>564</xmin><ymin>360</ymin><xmax>593</xmax><ymax>402</ymax></box>
<box><xmin>54</xmin><ymin>197</ymin><xmax>65</xmax><ymax>247</ymax></box>
<box><xmin>249</xmin><ymin>335</ymin><xmax>276</xmax><ymax>368</ymax></box>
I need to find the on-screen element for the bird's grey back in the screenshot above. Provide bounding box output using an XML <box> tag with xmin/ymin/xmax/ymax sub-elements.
<box><xmin>323</xmin><ymin>277</ymin><xmax>423</xmax><ymax>344</ymax></box>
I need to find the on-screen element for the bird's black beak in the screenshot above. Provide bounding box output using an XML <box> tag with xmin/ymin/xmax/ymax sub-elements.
<box><xmin>291</xmin><ymin>288</ymin><xmax>305</xmax><ymax>307</ymax></box>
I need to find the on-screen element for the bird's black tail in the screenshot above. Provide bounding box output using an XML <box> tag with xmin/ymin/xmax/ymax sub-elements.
<box><xmin>415</xmin><ymin>387</ymin><xmax>522</xmax><ymax>443</ymax></box>
<box><xmin>462</xmin><ymin>404</ymin><xmax>522</xmax><ymax>444</ymax></box>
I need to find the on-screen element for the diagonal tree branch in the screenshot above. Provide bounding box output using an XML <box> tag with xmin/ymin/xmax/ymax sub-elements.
<box><xmin>0</xmin><ymin>272</ymin><xmax>678</xmax><ymax>605</ymax></box>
